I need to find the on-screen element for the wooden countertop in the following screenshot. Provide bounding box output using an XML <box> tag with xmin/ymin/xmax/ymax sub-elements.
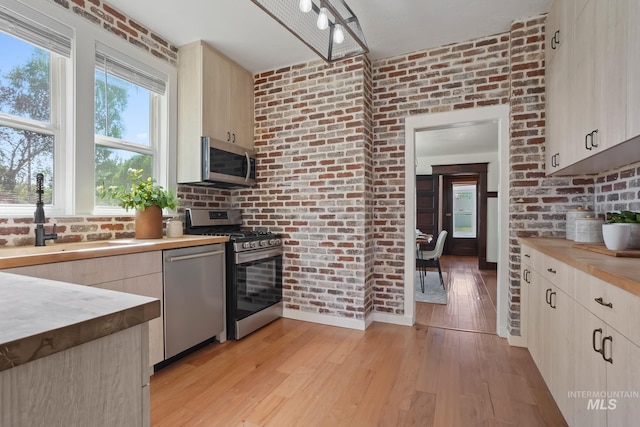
<box><xmin>0</xmin><ymin>235</ymin><xmax>229</xmax><ymax>269</ymax></box>
<box><xmin>520</xmin><ymin>237</ymin><xmax>640</xmax><ymax>296</ymax></box>
<box><xmin>0</xmin><ymin>272</ymin><xmax>160</xmax><ymax>372</ymax></box>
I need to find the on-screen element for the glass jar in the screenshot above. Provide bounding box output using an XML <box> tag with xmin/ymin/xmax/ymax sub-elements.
<box><xmin>166</xmin><ymin>218</ymin><xmax>183</xmax><ymax>238</ymax></box>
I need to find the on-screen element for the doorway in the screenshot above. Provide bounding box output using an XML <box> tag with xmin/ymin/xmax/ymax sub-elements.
<box><xmin>404</xmin><ymin>105</ymin><xmax>510</xmax><ymax>337</ymax></box>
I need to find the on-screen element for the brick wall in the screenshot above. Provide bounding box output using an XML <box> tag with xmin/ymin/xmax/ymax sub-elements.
<box><xmin>0</xmin><ymin>215</ymin><xmax>137</xmax><ymax>246</ymax></box>
<box><xmin>371</xmin><ymin>30</ymin><xmax>512</xmax><ymax>315</ymax></box>
<box><xmin>241</xmin><ymin>57</ymin><xmax>372</xmax><ymax>321</ymax></box>
<box><xmin>594</xmin><ymin>161</ymin><xmax>640</xmax><ymax>215</ymax></box>
<box><xmin>50</xmin><ymin>0</ymin><xmax>178</xmax><ymax>64</ymax></box>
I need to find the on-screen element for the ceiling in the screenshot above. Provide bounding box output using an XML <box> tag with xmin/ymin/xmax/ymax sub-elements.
<box><xmin>106</xmin><ymin>0</ymin><xmax>552</xmax><ymax>73</ymax></box>
<box><xmin>415</xmin><ymin>121</ymin><xmax>498</xmax><ymax>158</ymax></box>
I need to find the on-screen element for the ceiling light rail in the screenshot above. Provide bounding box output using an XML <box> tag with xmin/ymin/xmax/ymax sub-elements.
<box><xmin>249</xmin><ymin>0</ymin><xmax>368</xmax><ymax>63</ymax></box>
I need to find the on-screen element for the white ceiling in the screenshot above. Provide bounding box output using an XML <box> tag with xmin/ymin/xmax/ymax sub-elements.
<box><xmin>415</xmin><ymin>121</ymin><xmax>498</xmax><ymax>158</ymax></box>
<box><xmin>106</xmin><ymin>0</ymin><xmax>552</xmax><ymax>73</ymax></box>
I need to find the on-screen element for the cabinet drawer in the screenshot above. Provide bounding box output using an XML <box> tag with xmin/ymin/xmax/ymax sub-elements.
<box><xmin>534</xmin><ymin>252</ymin><xmax>574</xmax><ymax>297</ymax></box>
<box><xmin>521</xmin><ymin>244</ymin><xmax>536</xmax><ymax>268</ymax></box>
<box><xmin>574</xmin><ymin>269</ymin><xmax>640</xmax><ymax>346</ymax></box>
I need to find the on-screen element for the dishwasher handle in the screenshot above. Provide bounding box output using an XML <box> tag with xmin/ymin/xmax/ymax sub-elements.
<box><xmin>165</xmin><ymin>250</ymin><xmax>225</xmax><ymax>263</ymax></box>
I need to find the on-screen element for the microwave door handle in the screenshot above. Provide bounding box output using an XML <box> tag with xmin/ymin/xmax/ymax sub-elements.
<box><xmin>202</xmin><ymin>136</ymin><xmax>210</xmax><ymax>178</ymax></box>
<box><xmin>245</xmin><ymin>152</ymin><xmax>250</xmax><ymax>182</ymax></box>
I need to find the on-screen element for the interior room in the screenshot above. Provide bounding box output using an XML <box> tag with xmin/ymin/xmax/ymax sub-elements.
<box><xmin>1</xmin><ymin>0</ymin><xmax>639</xmax><ymax>426</ymax></box>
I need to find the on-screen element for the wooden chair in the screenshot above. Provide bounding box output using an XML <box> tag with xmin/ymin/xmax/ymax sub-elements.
<box><xmin>416</xmin><ymin>230</ymin><xmax>448</xmax><ymax>292</ymax></box>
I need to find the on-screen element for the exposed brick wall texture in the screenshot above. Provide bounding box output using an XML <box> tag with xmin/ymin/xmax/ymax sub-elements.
<box><xmin>594</xmin><ymin>161</ymin><xmax>640</xmax><ymax>215</ymax></box>
<box><xmin>371</xmin><ymin>31</ymin><xmax>511</xmax><ymax>315</ymax></box>
<box><xmin>49</xmin><ymin>0</ymin><xmax>178</xmax><ymax>64</ymax></box>
<box><xmin>241</xmin><ymin>56</ymin><xmax>371</xmax><ymax>320</ymax></box>
<box><xmin>0</xmin><ymin>215</ymin><xmax>138</xmax><ymax>247</ymax></box>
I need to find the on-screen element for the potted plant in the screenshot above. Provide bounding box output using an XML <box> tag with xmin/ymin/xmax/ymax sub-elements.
<box><xmin>603</xmin><ymin>211</ymin><xmax>640</xmax><ymax>250</ymax></box>
<box><xmin>97</xmin><ymin>168</ymin><xmax>178</xmax><ymax>239</ymax></box>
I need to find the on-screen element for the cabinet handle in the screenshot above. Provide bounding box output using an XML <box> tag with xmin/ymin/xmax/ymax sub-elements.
<box><xmin>594</xmin><ymin>297</ymin><xmax>613</xmax><ymax>309</ymax></box>
<box><xmin>232</xmin><ymin>133</ymin><xmax>236</xmax><ymax>143</ymax></box>
<box><xmin>523</xmin><ymin>269</ymin><xmax>529</xmax><ymax>283</ymax></box>
<box><xmin>524</xmin><ymin>254</ymin><xmax>530</xmax><ymax>258</ymax></box>
<box><xmin>546</xmin><ymin>267</ymin><xmax>556</xmax><ymax>274</ymax></box>
<box><xmin>545</xmin><ymin>288</ymin><xmax>552</xmax><ymax>305</ymax></box>
<box><xmin>227</xmin><ymin>131</ymin><xmax>231</xmax><ymax>142</ymax></box>
<box><xmin>590</xmin><ymin>129</ymin><xmax>598</xmax><ymax>148</ymax></box>
<box><xmin>551</xmin><ymin>30</ymin><xmax>559</xmax><ymax>49</ymax></box>
<box><xmin>585</xmin><ymin>133</ymin><xmax>592</xmax><ymax>150</ymax></box>
<box><xmin>602</xmin><ymin>336</ymin><xmax>613</xmax><ymax>364</ymax></box>
<box><xmin>592</xmin><ymin>328</ymin><xmax>603</xmax><ymax>354</ymax></box>
<box><xmin>549</xmin><ymin>291</ymin><xmax>556</xmax><ymax>309</ymax></box>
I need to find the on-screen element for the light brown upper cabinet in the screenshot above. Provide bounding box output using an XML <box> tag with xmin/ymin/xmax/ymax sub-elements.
<box><xmin>178</xmin><ymin>40</ymin><xmax>254</xmax><ymax>150</ymax></box>
<box><xmin>546</xmin><ymin>0</ymin><xmax>638</xmax><ymax>176</ymax></box>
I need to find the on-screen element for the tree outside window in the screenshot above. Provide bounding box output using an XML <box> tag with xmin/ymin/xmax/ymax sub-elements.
<box><xmin>0</xmin><ymin>32</ymin><xmax>54</xmax><ymax>205</ymax></box>
<box><xmin>94</xmin><ymin>68</ymin><xmax>155</xmax><ymax>208</ymax></box>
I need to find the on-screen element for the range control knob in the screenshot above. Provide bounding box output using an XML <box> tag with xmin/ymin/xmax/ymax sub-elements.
<box><xmin>242</xmin><ymin>242</ymin><xmax>251</xmax><ymax>249</ymax></box>
<box><xmin>251</xmin><ymin>241</ymin><xmax>258</xmax><ymax>248</ymax></box>
<box><xmin>260</xmin><ymin>240</ymin><xmax>268</xmax><ymax>247</ymax></box>
<box><xmin>269</xmin><ymin>238</ymin><xmax>281</xmax><ymax>246</ymax></box>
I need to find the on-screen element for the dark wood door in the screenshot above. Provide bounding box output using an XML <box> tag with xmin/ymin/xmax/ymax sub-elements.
<box><xmin>442</xmin><ymin>175</ymin><xmax>478</xmax><ymax>256</ymax></box>
<box><xmin>416</xmin><ymin>175</ymin><xmax>438</xmax><ymax>239</ymax></box>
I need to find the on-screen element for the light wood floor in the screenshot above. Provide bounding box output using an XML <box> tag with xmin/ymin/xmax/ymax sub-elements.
<box><xmin>416</xmin><ymin>256</ymin><xmax>497</xmax><ymax>334</ymax></box>
<box><xmin>150</xmin><ymin>321</ymin><xmax>566</xmax><ymax>426</ymax></box>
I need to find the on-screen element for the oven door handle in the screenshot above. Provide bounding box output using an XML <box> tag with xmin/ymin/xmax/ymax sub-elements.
<box><xmin>166</xmin><ymin>250</ymin><xmax>225</xmax><ymax>263</ymax></box>
<box><xmin>236</xmin><ymin>247</ymin><xmax>283</xmax><ymax>264</ymax></box>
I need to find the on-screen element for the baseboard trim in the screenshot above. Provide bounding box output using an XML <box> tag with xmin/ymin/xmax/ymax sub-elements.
<box><xmin>507</xmin><ymin>333</ymin><xmax>528</xmax><ymax>348</ymax></box>
<box><xmin>369</xmin><ymin>311</ymin><xmax>414</xmax><ymax>327</ymax></box>
<box><xmin>283</xmin><ymin>308</ymin><xmax>366</xmax><ymax>330</ymax></box>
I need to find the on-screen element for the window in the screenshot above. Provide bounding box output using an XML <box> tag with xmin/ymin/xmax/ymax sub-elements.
<box><xmin>0</xmin><ymin>1</ymin><xmax>175</xmax><ymax>216</ymax></box>
<box><xmin>94</xmin><ymin>44</ymin><xmax>167</xmax><ymax>209</ymax></box>
<box><xmin>0</xmin><ymin>5</ymin><xmax>70</xmax><ymax>209</ymax></box>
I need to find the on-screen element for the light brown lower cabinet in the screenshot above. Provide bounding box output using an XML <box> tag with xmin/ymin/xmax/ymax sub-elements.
<box><xmin>0</xmin><ymin>324</ymin><xmax>150</xmax><ymax>427</ymax></box>
<box><xmin>521</xmin><ymin>241</ymin><xmax>640</xmax><ymax>427</ymax></box>
<box><xmin>4</xmin><ymin>251</ymin><xmax>164</xmax><ymax>370</ymax></box>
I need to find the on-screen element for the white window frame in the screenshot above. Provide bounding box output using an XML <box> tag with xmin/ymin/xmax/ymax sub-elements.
<box><xmin>0</xmin><ymin>0</ymin><xmax>178</xmax><ymax>217</ymax></box>
<box><xmin>0</xmin><ymin>1</ymin><xmax>71</xmax><ymax>216</ymax></box>
<box><xmin>93</xmin><ymin>43</ymin><xmax>168</xmax><ymax>215</ymax></box>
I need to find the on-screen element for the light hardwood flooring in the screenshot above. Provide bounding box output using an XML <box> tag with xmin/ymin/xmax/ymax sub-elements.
<box><xmin>150</xmin><ymin>303</ymin><xmax>566</xmax><ymax>426</ymax></box>
<box><xmin>416</xmin><ymin>256</ymin><xmax>497</xmax><ymax>334</ymax></box>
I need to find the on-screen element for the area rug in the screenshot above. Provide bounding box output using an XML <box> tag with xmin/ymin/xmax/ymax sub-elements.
<box><xmin>415</xmin><ymin>271</ymin><xmax>448</xmax><ymax>304</ymax></box>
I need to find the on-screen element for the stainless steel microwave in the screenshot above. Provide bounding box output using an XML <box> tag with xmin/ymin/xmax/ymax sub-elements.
<box><xmin>200</xmin><ymin>137</ymin><xmax>257</xmax><ymax>188</ymax></box>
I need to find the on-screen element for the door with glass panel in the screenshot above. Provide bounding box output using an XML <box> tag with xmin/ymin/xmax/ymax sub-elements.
<box><xmin>443</xmin><ymin>176</ymin><xmax>479</xmax><ymax>256</ymax></box>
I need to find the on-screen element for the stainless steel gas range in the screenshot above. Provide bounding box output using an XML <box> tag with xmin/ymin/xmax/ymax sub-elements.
<box><xmin>184</xmin><ymin>208</ymin><xmax>283</xmax><ymax>339</ymax></box>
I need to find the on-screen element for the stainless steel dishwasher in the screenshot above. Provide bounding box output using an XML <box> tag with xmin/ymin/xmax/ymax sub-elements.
<box><xmin>163</xmin><ymin>243</ymin><xmax>225</xmax><ymax>359</ymax></box>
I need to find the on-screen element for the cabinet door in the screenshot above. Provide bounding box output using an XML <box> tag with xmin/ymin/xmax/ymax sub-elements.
<box><xmin>230</xmin><ymin>64</ymin><xmax>254</xmax><ymax>148</ymax></box>
<box><xmin>606</xmin><ymin>327</ymin><xmax>640</xmax><ymax>427</ymax></box>
<box><xmin>96</xmin><ymin>273</ymin><xmax>164</xmax><ymax>367</ymax></box>
<box><xmin>527</xmin><ymin>270</ymin><xmax>545</xmax><ymax>377</ymax></box>
<box><xmin>573</xmin><ymin>304</ymin><xmax>607</xmax><ymax>427</ymax></box>
<box><xmin>626</xmin><ymin>0</ymin><xmax>640</xmax><ymax>139</ymax></box>
<box><xmin>594</xmin><ymin>0</ymin><xmax>628</xmax><ymax>151</ymax></box>
<box><xmin>202</xmin><ymin>44</ymin><xmax>231</xmax><ymax>144</ymax></box>
<box><xmin>549</xmin><ymin>286</ymin><xmax>575</xmax><ymax>425</ymax></box>
<box><xmin>571</xmin><ymin>0</ymin><xmax>597</xmax><ymax>162</ymax></box>
<box><xmin>545</xmin><ymin>0</ymin><xmax>575</xmax><ymax>65</ymax></box>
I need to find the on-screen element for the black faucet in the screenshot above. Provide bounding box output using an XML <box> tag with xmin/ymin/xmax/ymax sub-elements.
<box><xmin>34</xmin><ymin>173</ymin><xmax>57</xmax><ymax>247</ymax></box>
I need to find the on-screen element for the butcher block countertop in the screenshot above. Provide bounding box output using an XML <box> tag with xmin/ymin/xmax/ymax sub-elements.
<box><xmin>0</xmin><ymin>235</ymin><xmax>229</xmax><ymax>269</ymax></box>
<box><xmin>0</xmin><ymin>272</ymin><xmax>160</xmax><ymax>373</ymax></box>
<box><xmin>520</xmin><ymin>237</ymin><xmax>640</xmax><ymax>297</ymax></box>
